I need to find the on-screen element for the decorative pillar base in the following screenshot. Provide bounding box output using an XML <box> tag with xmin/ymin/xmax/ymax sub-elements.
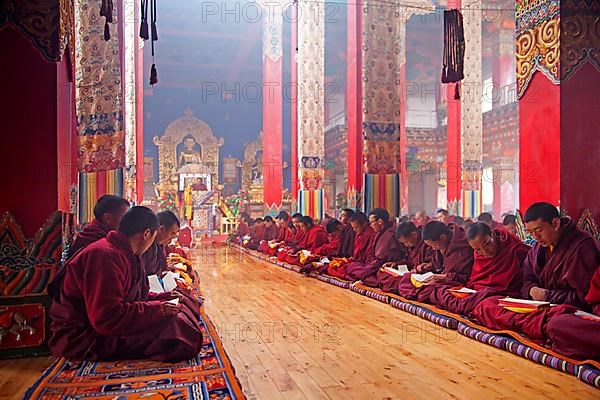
<box><xmin>363</xmin><ymin>173</ymin><xmax>400</xmax><ymax>218</ymax></box>
<box><xmin>298</xmin><ymin>189</ymin><xmax>324</xmax><ymax>220</ymax></box>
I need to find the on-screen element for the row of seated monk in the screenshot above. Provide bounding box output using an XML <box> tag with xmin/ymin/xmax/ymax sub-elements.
<box><xmin>234</xmin><ymin>203</ymin><xmax>600</xmax><ymax>361</ymax></box>
<box><xmin>48</xmin><ymin>195</ymin><xmax>203</xmax><ymax>362</ymax></box>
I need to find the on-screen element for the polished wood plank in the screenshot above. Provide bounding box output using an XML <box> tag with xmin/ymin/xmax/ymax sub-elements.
<box><xmin>0</xmin><ymin>246</ymin><xmax>597</xmax><ymax>400</ymax></box>
<box><xmin>200</xmin><ymin>247</ymin><xmax>599</xmax><ymax>399</ymax></box>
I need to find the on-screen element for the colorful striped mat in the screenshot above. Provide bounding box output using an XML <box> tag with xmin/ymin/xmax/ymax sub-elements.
<box><xmin>24</xmin><ymin>306</ymin><xmax>245</xmax><ymax>399</ymax></box>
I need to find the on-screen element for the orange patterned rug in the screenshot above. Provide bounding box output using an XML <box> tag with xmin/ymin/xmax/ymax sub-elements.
<box><xmin>24</xmin><ymin>307</ymin><xmax>245</xmax><ymax>399</ymax></box>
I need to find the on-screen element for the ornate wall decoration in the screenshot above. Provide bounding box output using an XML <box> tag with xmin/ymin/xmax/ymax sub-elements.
<box><xmin>153</xmin><ymin>109</ymin><xmax>224</xmax><ymax>193</ymax></box>
<box><xmin>561</xmin><ymin>1</ymin><xmax>600</xmax><ymax>81</ymax></box>
<box><xmin>516</xmin><ymin>0</ymin><xmax>560</xmax><ymax>98</ymax></box>
<box><xmin>297</xmin><ymin>0</ymin><xmax>325</xmax><ymax>193</ymax></box>
<box><xmin>0</xmin><ymin>0</ymin><xmax>65</xmax><ymax>62</ymax></box>
<box><xmin>461</xmin><ymin>3</ymin><xmax>483</xmax><ymax>180</ymax></box>
<box><xmin>75</xmin><ymin>0</ymin><xmax>124</xmax><ymax>173</ymax></box>
<box><xmin>262</xmin><ymin>0</ymin><xmax>282</xmax><ymax>63</ymax></box>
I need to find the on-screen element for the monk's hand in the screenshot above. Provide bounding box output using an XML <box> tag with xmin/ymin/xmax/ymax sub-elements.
<box><xmin>381</xmin><ymin>262</ymin><xmax>394</xmax><ymax>269</ymax></box>
<box><xmin>529</xmin><ymin>286</ymin><xmax>548</xmax><ymax>301</ymax></box>
<box><xmin>424</xmin><ymin>274</ymin><xmax>446</xmax><ymax>285</ymax></box>
<box><xmin>161</xmin><ymin>301</ymin><xmax>180</xmax><ymax>317</ymax></box>
<box><xmin>167</xmin><ymin>291</ymin><xmax>183</xmax><ymax>301</ymax></box>
<box><xmin>415</xmin><ymin>263</ymin><xmax>431</xmax><ymax>273</ymax></box>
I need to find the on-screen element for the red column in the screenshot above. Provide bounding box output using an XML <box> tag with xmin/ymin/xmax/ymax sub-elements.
<box><xmin>346</xmin><ymin>0</ymin><xmax>362</xmax><ymax>199</ymax></box>
<box><xmin>290</xmin><ymin>5</ymin><xmax>298</xmax><ymax>201</ymax></box>
<box><xmin>399</xmin><ymin>60</ymin><xmax>407</xmax><ymax>215</ymax></box>
<box><xmin>518</xmin><ymin>3</ymin><xmax>600</xmax><ymax>221</ymax></box>
<box><xmin>445</xmin><ymin>0</ymin><xmax>461</xmax><ymax>212</ymax></box>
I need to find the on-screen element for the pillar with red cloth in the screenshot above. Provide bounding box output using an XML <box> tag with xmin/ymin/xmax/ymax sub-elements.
<box><xmin>518</xmin><ymin>0</ymin><xmax>600</xmax><ymax>221</ymax></box>
<box><xmin>262</xmin><ymin>2</ymin><xmax>283</xmax><ymax>213</ymax></box>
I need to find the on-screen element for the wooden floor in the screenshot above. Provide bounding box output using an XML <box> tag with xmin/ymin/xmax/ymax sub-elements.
<box><xmin>1</xmin><ymin>246</ymin><xmax>598</xmax><ymax>399</ymax></box>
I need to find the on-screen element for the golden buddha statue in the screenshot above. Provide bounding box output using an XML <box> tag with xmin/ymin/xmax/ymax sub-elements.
<box><xmin>178</xmin><ymin>137</ymin><xmax>202</xmax><ymax>168</ymax></box>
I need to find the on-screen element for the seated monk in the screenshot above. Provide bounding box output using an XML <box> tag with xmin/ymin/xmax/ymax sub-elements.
<box><xmin>396</xmin><ymin>220</ymin><xmax>474</xmax><ymax>300</ymax></box>
<box><xmin>141</xmin><ymin>211</ymin><xmax>201</xmax><ymax>320</ymax></box>
<box><xmin>546</xmin><ymin>266</ymin><xmax>600</xmax><ymax>360</ymax></box>
<box><xmin>413</xmin><ymin>209</ymin><xmax>430</xmax><ymax>228</ymax></box>
<box><xmin>276</xmin><ymin>211</ymin><xmax>295</xmax><ymax>243</ymax></box>
<box><xmin>425</xmin><ymin>222</ymin><xmax>529</xmax><ymax>315</ymax></box>
<box><xmin>478</xmin><ymin>212</ymin><xmax>503</xmax><ymax>230</ymax></box>
<box><xmin>299</xmin><ymin>216</ymin><xmax>329</xmax><ymax>252</ymax></box>
<box><xmin>313</xmin><ymin>219</ymin><xmax>343</xmax><ymax>257</ymax></box>
<box><xmin>231</xmin><ymin>212</ymin><xmax>251</xmax><ymax>242</ymax></box>
<box><xmin>345</xmin><ymin>208</ymin><xmax>407</xmax><ymax>287</ymax></box>
<box><xmin>141</xmin><ymin>211</ymin><xmax>180</xmax><ymax>276</ymax></box>
<box><xmin>49</xmin><ymin>206</ymin><xmax>202</xmax><ymax>362</ymax></box>
<box><xmin>338</xmin><ymin>208</ymin><xmax>356</xmax><ymax>258</ymax></box>
<box><xmin>502</xmin><ymin>214</ymin><xmax>517</xmax><ymax>235</ymax></box>
<box><xmin>472</xmin><ymin>202</ymin><xmax>600</xmax><ymax>343</ymax></box>
<box><xmin>327</xmin><ymin>212</ymin><xmax>374</xmax><ymax>279</ymax></box>
<box><xmin>69</xmin><ymin>195</ymin><xmax>130</xmax><ymax>257</ymax></box>
<box><xmin>279</xmin><ymin>213</ymin><xmax>306</xmax><ymax>263</ymax></box>
<box><xmin>377</xmin><ymin>221</ymin><xmax>434</xmax><ymax>293</ymax></box>
<box><xmin>257</xmin><ymin>216</ymin><xmax>280</xmax><ymax>253</ymax></box>
<box><xmin>246</xmin><ymin>218</ymin><xmax>265</xmax><ymax>249</ymax></box>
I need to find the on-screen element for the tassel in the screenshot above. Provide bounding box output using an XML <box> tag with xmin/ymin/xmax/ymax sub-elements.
<box><xmin>151</xmin><ymin>22</ymin><xmax>158</xmax><ymax>41</ymax></box>
<box><xmin>140</xmin><ymin>20</ymin><xmax>149</xmax><ymax>40</ymax></box>
<box><xmin>140</xmin><ymin>0</ymin><xmax>149</xmax><ymax>40</ymax></box>
<box><xmin>454</xmin><ymin>82</ymin><xmax>460</xmax><ymax>100</ymax></box>
<box><xmin>150</xmin><ymin>63</ymin><xmax>158</xmax><ymax>85</ymax></box>
<box><xmin>104</xmin><ymin>21</ymin><xmax>111</xmax><ymax>41</ymax></box>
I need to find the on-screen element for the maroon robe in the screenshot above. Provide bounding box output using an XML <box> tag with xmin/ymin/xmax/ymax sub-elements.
<box><xmin>69</xmin><ymin>218</ymin><xmax>110</xmax><ymax>257</ymax></box>
<box><xmin>351</xmin><ymin>226</ymin><xmax>376</xmax><ymax>263</ymax></box>
<box><xmin>426</xmin><ymin>229</ymin><xmax>530</xmax><ymax>315</ymax></box>
<box><xmin>546</xmin><ymin>267</ymin><xmax>600</xmax><ymax>360</ymax></box>
<box><xmin>346</xmin><ymin>225</ymin><xmax>407</xmax><ymax>287</ymax></box>
<box><xmin>313</xmin><ymin>233</ymin><xmax>341</xmax><ymax>257</ymax></box>
<box><xmin>406</xmin><ymin>235</ymin><xmax>435</xmax><ymax>269</ymax></box>
<box><xmin>49</xmin><ymin>231</ymin><xmax>202</xmax><ymax>362</ymax></box>
<box><xmin>277</xmin><ymin>225</ymin><xmax>295</xmax><ymax>243</ymax></box>
<box><xmin>338</xmin><ymin>224</ymin><xmax>356</xmax><ymax>258</ymax></box>
<box><xmin>302</xmin><ymin>225</ymin><xmax>329</xmax><ymax>252</ymax></box>
<box><xmin>472</xmin><ymin>218</ymin><xmax>599</xmax><ymax>340</ymax></box>
<box><xmin>141</xmin><ymin>242</ymin><xmax>168</xmax><ymax>276</ymax></box>
<box><xmin>237</xmin><ymin>221</ymin><xmax>250</xmax><ymax>238</ymax></box>
<box><xmin>396</xmin><ymin>224</ymin><xmax>473</xmax><ymax>299</ymax></box>
<box><xmin>378</xmin><ymin>235</ymin><xmax>434</xmax><ymax>294</ymax></box>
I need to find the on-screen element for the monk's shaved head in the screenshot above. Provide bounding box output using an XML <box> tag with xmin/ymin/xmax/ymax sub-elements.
<box><xmin>524</xmin><ymin>202</ymin><xmax>559</xmax><ymax>223</ymax></box>
<box><xmin>467</xmin><ymin>222</ymin><xmax>492</xmax><ymax>241</ymax></box>
<box><xmin>524</xmin><ymin>202</ymin><xmax>562</xmax><ymax>247</ymax></box>
<box><xmin>422</xmin><ymin>221</ymin><xmax>451</xmax><ymax>251</ymax></box>
<box><xmin>477</xmin><ymin>212</ymin><xmax>493</xmax><ymax>224</ymax></box>
<box><xmin>94</xmin><ymin>195</ymin><xmax>130</xmax><ymax>230</ymax></box>
<box><xmin>119</xmin><ymin>206</ymin><xmax>159</xmax><ymax>236</ymax></box>
<box><xmin>395</xmin><ymin>221</ymin><xmax>418</xmax><ymax>239</ymax></box>
<box><xmin>467</xmin><ymin>222</ymin><xmax>497</xmax><ymax>257</ymax></box>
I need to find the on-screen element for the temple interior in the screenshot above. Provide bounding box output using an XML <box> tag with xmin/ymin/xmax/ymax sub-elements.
<box><xmin>1</xmin><ymin>0</ymin><xmax>600</xmax><ymax>399</ymax></box>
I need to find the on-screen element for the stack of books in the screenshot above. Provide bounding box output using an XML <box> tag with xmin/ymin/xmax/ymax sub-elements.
<box><xmin>498</xmin><ymin>297</ymin><xmax>550</xmax><ymax>313</ymax></box>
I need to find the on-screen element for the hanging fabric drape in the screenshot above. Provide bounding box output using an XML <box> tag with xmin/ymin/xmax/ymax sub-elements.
<box><xmin>140</xmin><ymin>0</ymin><xmax>158</xmax><ymax>85</ymax></box>
<box><xmin>442</xmin><ymin>9</ymin><xmax>465</xmax><ymax>99</ymax></box>
<box><xmin>100</xmin><ymin>0</ymin><xmax>114</xmax><ymax>40</ymax></box>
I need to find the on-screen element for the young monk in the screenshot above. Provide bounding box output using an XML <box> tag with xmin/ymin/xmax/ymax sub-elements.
<box><xmin>436</xmin><ymin>208</ymin><xmax>451</xmax><ymax>224</ymax></box>
<box><xmin>141</xmin><ymin>211</ymin><xmax>180</xmax><ymax>276</ymax></box>
<box><xmin>396</xmin><ymin>220</ymin><xmax>474</xmax><ymax>300</ymax></box>
<box><xmin>413</xmin><ymin>210</ymin><xmax>429</xmax><ymax>227</ymax></box>
<box><xmin>278</xmin><ymin>213</ymin><xmax>305</xmax><ymax>263</ymax></box>
<box><xmin>472</xmin><ymin>202</ymin><xmax>600</xmax><ymax>342</ymax></box>
<box><xmin>69</xmin><ymin>195</ymin><xmax>130</xmax><ymax>256</ymax></box>
<box><xmin>276</xmin><ymin>211</ymin><xmax>295</xmax><ymax>243</ymax></box>
<box><xmin>313</xmin><ymin>219</ymin><xmax>343</xmax><ymax>257</ymax></box>
<box><xmin>395</xmin><ymin>221</ymin><xmax>435</xmax><ymax>270</ymax></box>
<box><xmin>49</xmin><ymin>206</ymin><xmax>202</xmax><ymax>362</ymax></box>
<box><xmin>545</xmin><ymin>266</ymin><xmax>600</xmax><ymax>360</ymax></box>
<box><xmin>247</xmin><ymin>218</ymin><xmax>265</xmax><ymax>249</ymax></box>
<box><xmin>424</xmin><ymin>222</ymin><xmax>529</xmax><ymax>315</ymax></box>
<box><xmin>502</xmin><ymin>214</ymin><xmax>517</xmax><ymax>235</ymax></box>
<box><xmin>299</xmin><ymin>216</ymin><xmax>329</xmax><ymax>252</ymax></box>
<box><xmin>345</xmin><ymin>208</ymin><xmax>407</xmax><ymax>287</ymax></box>
<box><xmin>338</xmin><ymin>208</ymin><xmax>356</xmax><ymax>258</ymax></box>
<box><xmin>327</xmin><ymin>212</ymin><xmax>375</xmax><ymax>279</ymax></box>
<box><xmin>478</xmin><ymin>212</ymin><xmax>502</xmax><ymax>230</ymax></box>
<box><xmin>234</xmin><ymin>212</ymin><xmax>251</xmax><ymax>241</ymax></box>
<box><xmin>257</xmin><ymin>216</ymin><xmax>280</xmax><ymax>253</ymax></box>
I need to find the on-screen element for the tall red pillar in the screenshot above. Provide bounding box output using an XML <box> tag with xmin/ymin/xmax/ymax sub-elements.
<box><xmin>518</xmin><ymin>1</ymin><xmax>600</xmax><ymax>221</ymax></box>
<box><xmin>262</xmin><ymin>5</ymin><xmax>283</xmax><ymax>212</ymax></box>
<box><xmin>445</xmin><ymin>0</ymin><xmax>462</xmax><ymax>214</ymax></box>
<box><xmin>346</xmin><ymin>0</ymin><xmax>362</xmax><ymax>207</ymax></box>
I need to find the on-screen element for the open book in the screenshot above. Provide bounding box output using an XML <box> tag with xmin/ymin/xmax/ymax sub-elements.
<box><xmin>575</xmin><ymin>310</ymin><xmax>600</xmax><ymax>321</ymax></box>
<box><xmin>148</xmin><ymin>271</ymin><xmax>180</xmax><ymax>293</ymax></box>
<box><xmin>411</xmin><ymin>272</ymin><xmax>434</xmax><ymax>283</ymax></box>
<box><xmin>383</xmin><ymin>265</ymin><xmax>410</xmax><ymax>277</ymax></box>
<box><xmin>498</xmin><ymin>297</ymin><xmax>550</xmax><ymax>310</ymax></box>
<box><xmin>449</xmin><ymin>287</ymin><xmax>478</xmax><ymax>294</ymax></box>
